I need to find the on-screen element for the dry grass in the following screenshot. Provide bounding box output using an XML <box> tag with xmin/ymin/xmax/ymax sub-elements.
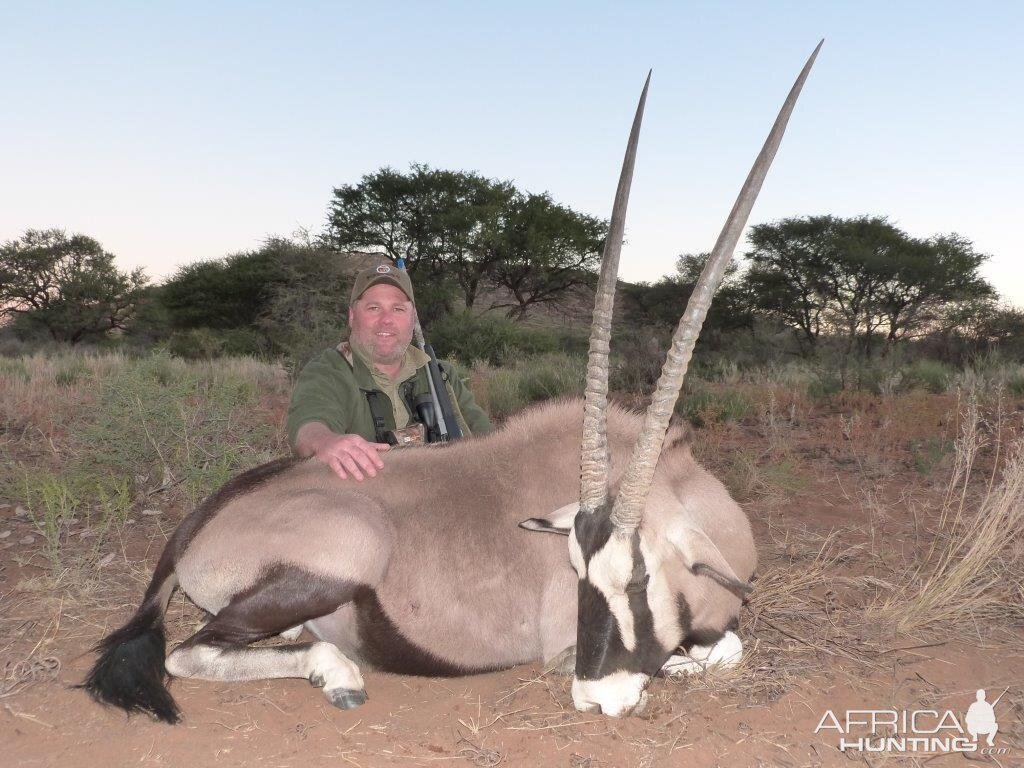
<box><xmin>4</xmin><ymin>351</ymin><xmax>1024</xmax><ymax>763</ymax></box>
<box><xmin>747</xmin><ymin>530</ymin><xmax>888</xmax><ymax>670</ymax></box>
<box><xmin>868</xmin><ymin>396</ymin><xmax>1024</xmax><ymax>636</ymax></box>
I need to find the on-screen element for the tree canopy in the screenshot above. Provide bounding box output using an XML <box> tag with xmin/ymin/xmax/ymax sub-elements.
<box><xmin>0</xmin><ymin>229</ymin><xmax>147</xmax><ymax>343</ymax></box>
<box><xmin>743</xmin><ymin>216</ymin><xmax>993</xmax><ymax>356</ymax></box>
<box><xmin>619</xmin><ymin>252</ymin><xmax>752</xmax><ymax>338</ymax></box>
<box><xmin>160</xmin><ymin>242</ymin><xmax>286</xmax><ymax>330</ymax></box>
<box><xmin>327</xmin><ymin>165</ymin><xmax>605</xmax><ymax>319</ymax></box>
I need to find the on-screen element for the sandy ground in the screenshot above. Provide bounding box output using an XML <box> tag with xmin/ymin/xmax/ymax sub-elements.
<box><xmin>3</xmin><ymin>401</ymin><xmax>1024</xmax><ymax>767</ymax></box>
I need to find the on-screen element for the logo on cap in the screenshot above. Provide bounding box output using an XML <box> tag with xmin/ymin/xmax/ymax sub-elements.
<box><xmin>376</xmin><ymin>265</ymin><xmax>392</xmax><ymax>274</ymax></box>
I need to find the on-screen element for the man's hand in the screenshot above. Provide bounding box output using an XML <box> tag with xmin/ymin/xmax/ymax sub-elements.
<box><xmin>294</xmin><ymin>423</ymin><xmax>390</xmax><ymax>481</ymax></box>
<box><xmin>316</xmin><ymin>434</ymin><xmax>390</xmax><ymax>481</ymax></box>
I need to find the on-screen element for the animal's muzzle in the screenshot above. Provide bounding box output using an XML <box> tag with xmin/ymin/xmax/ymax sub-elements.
<box><xmin>571</xmin><ymin>672</ymin><xmax>651</xmax><ymax>717</ymax></box>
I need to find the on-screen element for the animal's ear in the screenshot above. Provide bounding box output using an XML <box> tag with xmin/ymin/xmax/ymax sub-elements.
<box><xmin>667</xmin><ymin>523</ymin><xmax>752</xmax><ymax>595</ymax></box>
<box><xmin>519</xmin><ymin>503</ymin><xmax>579</xmax><ymax>536</ymax></box>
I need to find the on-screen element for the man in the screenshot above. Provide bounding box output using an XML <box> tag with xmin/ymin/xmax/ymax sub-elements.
<box><xmin>287</xmin><ymin>264</ymin><xmax>492</xmax><ymax>481</ymax></box>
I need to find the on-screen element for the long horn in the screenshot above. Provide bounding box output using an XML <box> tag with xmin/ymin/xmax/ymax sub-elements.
<box><xmin>610</xmin><ymin>41</ymin><xmax>823</xmax><ymax>533</ymax></box>
<box><xmin>580</xmin><ymin>71</ymin><xmax>652</xmax><ymax>514</ymax></box>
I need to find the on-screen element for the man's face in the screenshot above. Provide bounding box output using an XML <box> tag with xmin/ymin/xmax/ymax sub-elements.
<box><xmin>348</xmin><ymin>283</ymin><xmax>416</xmax><ymax>368</ymax></box>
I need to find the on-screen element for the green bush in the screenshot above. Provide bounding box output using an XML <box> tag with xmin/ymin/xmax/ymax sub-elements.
<box><xmin>676</xmin><ymin>386</ymin><xmax>753</xmax><ymax>427</ymax></box>
<box><xmin>55</xmin><ymin>357</ymin><xmax>90</xmax><ymax>387</ymax></box>
<box><xmin>165</xmin><ymin>327</ymin><xmax>268</xmax><ymax>360</ymax></box>
<box><xmin>609</xmin><ymin>330</ymin><xmax>667</xmax><ymax>395</ymax></box>
<box><xmin>429</xmin><ymin>312</ymin><xmax>578</xmax><ymax>365</ymax></box>
<box><xmin>909</xmin><ymin>436</ymin><xmax>953</xmax><ymax>475</ymax></box>
<box><xmin>476</xmin><ymin>353</ymin><xmax>585</xmax><ymax>420</ymax></box>
<box><xmin>16</xmin><ymin>468</ymin><xmax>133</xmax><ymax>568</ymax></box>
<box><xmin>807</xmin><ymin>373</ymin><xmax>843</xmax><ymax>400</ymax></box>
<box><xmin>75</xmin><ymin>351</ymin><xmax>284</xmax><ymax>508</ymax></box>
<box><xmin>0</xmin><ymin>356</ymin><xmax>29</xmax><ymax>381</ymax></box>
<box><xmin>482</xmin><ymin>367</ymin><xmax>526</xmax><ymax>420</ymax></box>
<box><xmin>901</xmin><ymin>359</ymin><xmax>953</xmax><ymax>394</ymax></box>
<box><xmin>1008</xmin><ymin>371</ymin><xmax>1024</xmax><ymax>397</ymax></box>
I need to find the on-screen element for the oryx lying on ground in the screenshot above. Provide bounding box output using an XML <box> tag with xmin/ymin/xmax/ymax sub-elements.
<box><xmin>83</xmin><ymin>43</ymin><xmax>820</xmax><ymax>721</ymax></box>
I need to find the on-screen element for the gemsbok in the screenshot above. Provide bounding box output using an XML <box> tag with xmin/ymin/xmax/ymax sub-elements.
<box><xmin>83</xmin><ymin>42</ymin><xmax>821</xmax><ymax>720</ymax></box>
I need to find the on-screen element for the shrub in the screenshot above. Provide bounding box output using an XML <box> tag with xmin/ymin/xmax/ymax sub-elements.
<box><xmin>166</xmin><ymin>327</ymin><xmax>268</xmax><ymax>360</ymax></box>
<box><xmin>0</xmin><ymin>351</ymin><xmax>290</xmax><ymax>544</ymax></box>
<box><xmin>806</xmin><ymin>373</ymin><xmax>843</xmax><ymax>401</ymax></box>
<box><xmin>676</xmin><ymin>385</ymin><xmax>753</xmax><ymax>427</ymax></box>
<box><xmin>1008</xmin><ymin>371</ymin><xmax>1024</xmax><ymax>397</ymax></box>
<box><xmin>429</xmin><ymin>312</ymin><xmax>576</xmax><ymax>365</ymax></box>
<box><xmin>609</xmin><ymin>330</ymin><xmax>666</xmax><ymax>395</ymax></box>
<box><xmin>55</xmin><ymin>357</ymin><xmax>90</xmax><ymax>387</ymax></box>
<box><xmin>79</xmin><ymin>351</ymin><xmax>284</xmax><ymax>507</ymax></box>
<box><xmin>473</xmin><ymin>353</ymin><xmax>585</xmax><ymax>420</ymax></box>
<box><xmin>909</xmin><ymin>436</ymin><xmax>953</xmax><ymax>475</ymax></box>
<box><xmin>902</xmin><ymin>359</ymin><xmax>953</xmax><ymax>394</ymax></box>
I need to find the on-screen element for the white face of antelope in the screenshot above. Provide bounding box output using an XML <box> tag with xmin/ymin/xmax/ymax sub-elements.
<box><xmin>568</xmin><ymin>507</ymin><xmax>677</xmax><ymax>717</ymax></box>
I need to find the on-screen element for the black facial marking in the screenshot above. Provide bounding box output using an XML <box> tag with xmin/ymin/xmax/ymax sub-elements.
<box><xmin>572</xmin><ymin>508</ymin><xmax>614</xmax><ymax>562</ymax></box>
<box><xmin>352</xmin><ymin>586</ymin><xmax>499</xmax><ymax>677</ymax></box>
<box><xmin>573</xmin><ymin>507</ymin><xmax>672</xmax><ymax>680</ymax></box>
<box><xmin>675</xmin><ymin>594</ymin><xmax>736</xmax><ymax>652</ymax></box>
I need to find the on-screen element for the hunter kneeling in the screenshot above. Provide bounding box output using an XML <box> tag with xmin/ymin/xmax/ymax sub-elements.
<box><xmin>287</xmin><ymin>264</ymin><xmax>493</xmax><ymax>480</ymax></box>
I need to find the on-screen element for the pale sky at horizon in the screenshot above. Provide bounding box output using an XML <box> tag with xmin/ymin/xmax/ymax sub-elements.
<box><xmin>3</xmin><ymin>2</ymin><xmax>1022</xmax><ymax>306</ymax></box>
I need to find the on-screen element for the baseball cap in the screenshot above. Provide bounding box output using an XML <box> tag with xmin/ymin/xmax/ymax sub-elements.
<box><xmin>350</xmin><ymin>263</ymin><xmax>415</xmax><ymax>304</ymax></box>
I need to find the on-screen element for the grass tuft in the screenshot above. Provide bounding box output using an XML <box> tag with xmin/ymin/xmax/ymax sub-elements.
<box><xmin>868</xmin><ymin>397</ymin><xmax>1024</xmax><ymax>634</ymax></box>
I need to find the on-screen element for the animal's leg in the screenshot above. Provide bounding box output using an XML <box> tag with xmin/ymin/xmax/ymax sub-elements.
<box><xmin>196</xmin><ymin>616</ymin><xmax>302</xmax><ymax>642</ymax></box>
<box><xmin>166</xmin><ymin>564</ymin><xmax>368</xmax><ymax>709</ymax></box>
<box><xmin>539</xmin><ymin>567</ymin><xmax>577</xmax><ymax>674</ymax></box>
<box><xmin>661</xmin><ymin>631</ymin><xmax>743</xmax><ymax>676</ymax></box>
<box><xmin>167</xmin><ymin>640</ymin><xmax>366</xmax><ymax>709</ymax></box>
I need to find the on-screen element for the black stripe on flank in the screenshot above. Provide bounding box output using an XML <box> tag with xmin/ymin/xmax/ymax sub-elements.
<box><xmin>351</xmin><ymin>586</ymin><xmax>500</xmax><ymax>677</ymax></box>
<box><xmin>180</xmin><ymin>563</ymin><xmax>357</xmax><ymax>650</ymax></box>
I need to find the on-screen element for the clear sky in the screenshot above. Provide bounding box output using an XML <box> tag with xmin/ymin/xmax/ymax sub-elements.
<box><xmin>3</xmin><ymin>2</ymin><xmax>1021</xmax><ymax>305</ymax></box>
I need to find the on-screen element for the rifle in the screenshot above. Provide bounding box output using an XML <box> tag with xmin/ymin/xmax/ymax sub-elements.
<box><xmin>395</xmin><ymin>259</ymin><xmax>462</xmax><ymax>442</ymax></box>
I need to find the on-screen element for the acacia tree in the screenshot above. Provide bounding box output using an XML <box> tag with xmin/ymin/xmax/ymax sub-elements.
<box><xmin>742</xmin><ymin>216</ymin><xmax>838</xmax><ymax>353</ymax></box>
<box><xmin>160</xmin><ymin>241</ymin><xmax>289</xmax><ymax>329</ymax></box>
<box><xmin>743</xmin><ymin>216</ymin><xmax>993</xmax><ymax>356</ymax></box>
<box><xmin>486</xmin><ymin>193</ymin><xmax>604</xmax><ymax>319</ymax></box>
<box><xmin>328</xmin><ymin>166</ymin><xmax>509</xmax><ymax>313</ymax></box>
<box><xmin>327</xmin><ymin>165</ymin><xmax>606</xmax><ymax>320</ymax></box>
<box><xmin>874</xmin><ymin>233</ymin><xmax>993</xmax><ymax>345</ymax></box>
<box><xmin>619</xmin><ymin>253</ymin><xmax>752</xmax><ymax>337</ymax></box>
<box><xmin>0</xmin><ymin>229</ymin><xmax>147</xmax><ymax>343</ymax></box>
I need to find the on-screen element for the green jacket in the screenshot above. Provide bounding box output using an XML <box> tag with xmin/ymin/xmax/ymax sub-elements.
<box><xmin>287</xmin><ymin>344</ymin><xmax>493</xmax><ymax>448</ymax></box>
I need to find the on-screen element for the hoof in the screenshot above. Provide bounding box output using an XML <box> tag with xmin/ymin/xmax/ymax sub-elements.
<box><xmin>326</xmin><ymin>688</ymin><xmax>367</xmax><ymax>710</ymax></box>
<box><xmin>309</xmin><ymin>673</ymin><xmax>325</xmax><ymax>688</ymax></box>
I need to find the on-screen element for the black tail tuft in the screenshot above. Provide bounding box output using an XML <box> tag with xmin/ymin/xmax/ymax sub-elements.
<box><xmin>79</xmin><ymin>600</ymin><xmax>179</xmax><ymax>724</ymax></box>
